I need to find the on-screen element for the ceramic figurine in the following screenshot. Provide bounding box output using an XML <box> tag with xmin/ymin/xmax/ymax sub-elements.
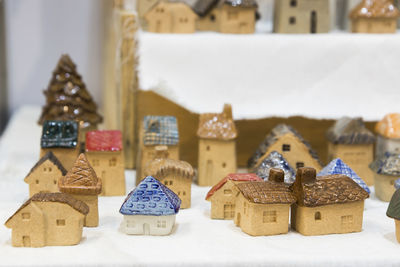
<box><xmin>233</xmin><ymin>169</ymin><xmax>296</xmax><ymax>236</ymax></box>
<box><xmin>387</xmin><ymin>184</ymin><xmax>400</xmax><ymax>243</ymax></box>
<box><xmin>375</xmin><ymin>113</ymin><xmax>400</xmax><ymax>158</ymax></box>
<box><xmin>119</xmin><ymin>176</ymin><xmax>181</xmax><ymax>236</ymax></box>
<box><xmin>291</xmin><ymin>167</ymin><xmax>369</xmax><ymax>236</ymax></box>
<box><xmin>205</xmin><ymin>173</ymin><xmax>262</xmax><ymax>220</ymax></box>
<box><xmin>349</xmin><ymin>0</ymin><xmax>400</xmax><ymax>33</ymax></box>
<box><xmin>137</xmin><ymin>0</ymin><xmax>160</xmax><ymax>26</ymax></box>
<box><xmin>197</xmin><ymin>104</ymin><xmax>237</xmax><ymax>186</ymax></box>
<box><xmin>85</xmin><ymin>130</ymin><xmax>125</xmax><ymax>196</ymax></box>
<box><xmin>144</xmin><ymin>1</ymin><xmax>198</xmax><ymax>33</ymax></box>
<box><xmin>40</xmin><ymin>120</ymin><xmax>80</xmax><ymax>171</ymax></box>
<box><xmin>136</xmin><ymin>115</ymin><xmax>179</xmax><ymax>184</ymax></box>
<box><xmin>370</xmin><ymin>153</ymin><xmax>400</xmax><ymax>202</ymax></box>
<box><xmin>326</xmin><ymin>117</ymin><xmax>375</xmax><ymax>186</ymax></box>
<box><xmin>273</xmin><ymin>0</ymin><xmax>330</xmax><ymax>34</ymax></box>
<box><xmin>248</xmin><ymin>124</ymin><xmax>322</xmax><ymax>173</ymax></box>
<box><xmin>59</xmin><ymin>153</ymin><xmax>102</xmax><ymax>227</ymax></box>
<box><xmin>254</xmin><ymin>150</ymin><xmax>295</xmax><ymax>183</ymax></box>
<box><xmin>193</xmin><ymin>0</ymin><xmax>258</xmax><ymax>34</ymax></box>
<box><xmin>144</xmin><ymin>146</ymin><xmax>194</xmax><ymax>209</ymax></box>
<box><xmin>318</xmin><ymin>158</ymin><xmax>370</xmax><ymax>194</ymax></box>
<box><xmin>38</xmin><ymin>54</ymin><xmax>102</xmax><ymax>140</ymax></box>
<box><xmin>4</xmin><ymin>192</ymin><xmax>88</xmax><ymax>247</ymax></box>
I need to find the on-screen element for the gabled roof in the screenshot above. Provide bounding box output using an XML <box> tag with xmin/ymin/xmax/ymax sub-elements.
<box><xmin>119</xmin><ymin>176</ymin><xmax>181</xmax><ymax>216</ymax></box>
<box><xmin>326</xmin><ymin>117</ymin><xmax>375</xmax><ymax>145</ymax></box>
<box><xmin>387</xmin><ymin>188</ymin><xmax>400</xmax><ymax>220</ymax></box>
<box><xmin>236</xmin><ymin>181</ymin><xmax>296</xmax><ymax>205</ymax></box>
<box><xmin>375</xmin><ymin>113</ymin><xmax>400</xmax><ymax>139</ymax></box>
<box><xmin>318</xmin><ymin>158</ymin><xmax>370</xmax><ymax>194</ymax></box>
<box><xmin>206</xmin><ymin>173</ymin><xmax>262</xmax><ymax>200</ymax></box>
<box><xmin>193</xmin><ymin>0</ymin><xmax>219</xmax><ymax>17</ymax></box>
<box><xmin>143</xmin><ymin>116</ymin><xmax>179</xmax><ymax>146</ymax></box>
<box><xmin>25</xmin><ymin>151</ymin><xmax>67</xmax><ymax>182</ymax></box>
<box><xmin>144</xmin><ymin>157</ymin><xmax>194</xmax><ymax>180</ymax></box>
<box><xmin>247</xmin><ymin>124</ymin><xmax>322</xmax><ymax>169</ymax></box>
<box><xmin>254</xmin><ymin>151</ymin><xmax>295</xmax><ymax>184</ymax></box>
<box><xmin>197</xmin><ymin>104</ymin><xmax>237</xmax><ymax>140</ymax></box>
<box><xmin>5</xmin><ymin>192</ymin><xmax>89</xmax><ymax>227</ymax></box>
<box><xmin>41</xmin><ymin>120</ymin><xmax>78</xmax><ymax>148</ymax></box>
<box><xmin>350</xmin><ymin>0</ymin><xmax>400</xmax><ymax>19</ymax></box>
<box><xmin>86</xmin><ymin>130</ymin><xmax>122</xmax><ymax>152</ymax></box>
<box><xmin>369</xmin><ymin>153</ymin><xmax>400</xmax><ymax>176</ymax></box>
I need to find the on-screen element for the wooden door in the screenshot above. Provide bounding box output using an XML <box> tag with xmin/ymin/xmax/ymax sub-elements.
<box><xmin>23</xmin><ymin>236</ymin><xmax>31</xmax><ymax>247</ymax></box>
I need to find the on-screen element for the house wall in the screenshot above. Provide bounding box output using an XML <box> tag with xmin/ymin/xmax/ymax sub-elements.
<box><xmin>291</xmin><ymin>201</ymin><xmax>364</xmax><ymax>236</ymax></box>
<box><xmin>70</xmin><ymin>194</ymin><xmax>99</xmax><ymax>227</ymax></box>
<box><xmin>145</xmin><ymin>2</ymin><xmax>172</xmax><ymax>33</ymax></box>
<box><xmin>159</xmin><ymin>174</ymin><xmax>191</xmax><ymax>209</ymax></box>
<box><xmin>40</xmin><ymin>147</ymin><xmax>80</xmax><ymax>172</ymax></box>
<box><xmin>121</xmin><ymin>214</ymin><xmax>175</xmax><ymax>235</ymax></box>
<box><xmin>374</xmin><ymin>173</ymin><xmax>398</xmax><ymax>202</ymax></box>
<box><xmin>26</xmin><ymin>160</ymin><xmax>63</xmax><ymax>197</ymax></box>
<box><xmin>209</xmin><ymin>180</ymin><xmax>239</xmax><ymax>219</ymax></box>
<box><xmin>170</xmin><ymin>5</ymin><xmax>196</xmax><ymax>33</ymax></box>
<box><xmin>198</xmin><ymin>139</ymin><xmax>236</xmax><ymax>186</ymax></box>
<box><xmin>219</xmin><ymin>5</ymin><xmax>256</xmax><ymax>34</ymax></box>
<box><xmin>375</xmin><ymin>135</ymin><xmax>400</xmax><ymax>159</ymax></box>
<box><xmin>196</xmin><ymin>8</ymin><xmax>220</xmax><ymax>32</ymax></box>
<box><xmin>327</xmin><ymin>143</ymin><xmax>374</xmax><ymax>186</ymax></box>
<box><xmin>351</xmin><ymin>18</ymin><xmax>397</xmax><ymax>34</ymax></box>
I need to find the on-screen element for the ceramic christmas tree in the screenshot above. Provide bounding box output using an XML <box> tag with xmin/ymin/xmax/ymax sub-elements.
<box><xmin>254</xmin><ymin>151</ymin><xmax>295</xmax><ymax>183</ymax></box>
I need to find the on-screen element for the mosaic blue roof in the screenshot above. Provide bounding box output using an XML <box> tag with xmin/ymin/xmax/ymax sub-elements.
<box><xmin>369</xmin><ymin>152</ymin><xmax>400</xmax><ymax>176</ymax></box>
<box><xmin>318</xmin><ymin>158</ymin><xmax>370</xmax><ymax>194</ymax></box>
<box><xmin>255</xmin><ymin>151</ymin><xmax>295</xmax><ymax>183</ymax></box>
<box><xmin>119</xmin><ymin>176</ymin><xmax>181</xmax><ymax>216</ymax></box>
<box><xmin>41</xmin><ymin>120</ymin><xmax>78</xmax><ymax>148</ymax></box>
<box><xmin>143</xmin><ymin>116</ymin><xmax>179</xmax><ymax>146</ymax></box>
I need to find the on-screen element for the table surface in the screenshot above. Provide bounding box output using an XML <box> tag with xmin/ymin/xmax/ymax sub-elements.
<box><xmin>0</xmin><ymin>106</ymin><xmax>399</xmax><ymax>267</ymax></box>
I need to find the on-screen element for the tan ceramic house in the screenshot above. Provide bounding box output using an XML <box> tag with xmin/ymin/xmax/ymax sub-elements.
<box><xmin>291</xmin><ymin>167</ymin><xmax>369</xmax><ymax>236</ymax></box>
<box><xmin>205</xmin><ymin>173</ymin><xmax>262</xmax><ymax>219</ymax></box>
<box><xmin>274</xmin><ymin>0</ymin><xmax>330</xmax><ymax>33</ymax></box>
<box><xmin>24</xmin><ymin>151</ymin><xmax>67</xmax><ymax>197</ymax></box>
<box><xmin>144</xmin><ymin>1</ymin><xmax>198</xmax><ymax>33</ymax></box>
<box><xmin>326</xmin><ymin>117</ymin><xmax>375</xmax><ymax>185</ymax></box>
<box><xmin>350</xmin><ymin>0</ymin><xmax>400</xmax><ymax>33</ymax></box>
<box><xmin>137</xmin><ymin>0</ymin><xmax>160</xmax><ymax>26</ymax></box>
<box><xmin>59</xmin><ymin>153</ymin><xmax>102</xmax><ymax>227</ymax></box>
<box><xmin>248</xmin><ymin>124</ymin><xmax>322</xmax><ymax>173</ymax></box>
<box><xmin>375</xmin><ymin>113</ymin><xmax>400</xmax><ymax>158</ymax></box>
<box><xmin>197</xmin><ymin>104</ymin><xmax>237</xmax><ymax>186</ymax></box>
<box><xmin>370</xmin><ymin>153</ymin><xmax>400</xmax><ymax>202</ymax></box>
<box><xmin>85</xmin><ymin>130</ymin><xmax>125</xmax><ymax>196</ymax></box>
<box><xmin>4</xmin><ymin>192</ymin><xmax>88</xmax><ymax>247</ymax></box>
<box><xmin>144</xmin><ymin>146</ymin><xmax>194</xmax><ymax>209</ymax></box>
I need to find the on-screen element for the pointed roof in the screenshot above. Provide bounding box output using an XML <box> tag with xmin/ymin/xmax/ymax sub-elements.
<box><xmin>24</xmin><ymin>151</ymin><xmax>67</xmax><ymax>182</ymax></box>
<box><xmin>375</xmin><ymin>113</ymin><xmax>400</xmax><ymax>139</ymax></box>
<box><xmin>143</xmin><ymin>116</ymin><xmax>179</xmax><ymax>146</ymax></box>
<box><xmin>350</xmin><ymin>0</ymin><xmax>400</xmax><ymax>19</ymax></box>
<box><xmin>326</xmin><ymin>117</ymin><xmax>375</xmax><ymax>145</ymax></box>
<box><xmin>197</xmin><ymin>104</ymin><xmax>237</xmax><ymax>140</ymax></box>
<box><xmin>41</xmin><ymin>120</ymin><xmax>79</xmax><ymax>148</ymax></box>
<box><xmin>369</xmin><ymin>153</ymin><xmax>400</xmax><ymax>176</ymax></box>
<box><xmin>387</xmin><ymin>188</ymin><xmax>400</xmax><ymax>220</ymax></box>
<box><xmin>236</xmin><ymin>181</ymin><xmax>296</xmax><ymax>205</ymax></box>
<box><xmin>318</xmin><ymin>158</ymin><xmax>370</xmax><ymax>194</ymax></box>
<box><xmin>86</xmin><ymin>130</ymin><xmax>123</xmax><ymax>152</ymax></box>
<box><xmin>119</xmin><ymin>176</ymin><xmax>181</xmax><ymax>216</ymax></box>
<box><xmin>254</xmin><ymin>151</ymin><xmax>295</xmax><ymax>184</ymax></box>
<box><xmin>59</xmin><ymin>154</ymin><xmax>102</xmax><ymax>195</ymax></box>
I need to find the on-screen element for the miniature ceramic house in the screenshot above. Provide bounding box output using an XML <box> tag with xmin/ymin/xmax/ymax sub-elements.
<box><xmin>144</xmin><ymin>146</ymin><xmax>194</xmax><ymax>209</ymax></box>
<box><xmin>291</xmin><ymin>167</ymin><xmax>369</xmax><ymax>236</ymax></box>
<box><xmin>233</xmin><ymin>169</ymin><xmax>296</xmax><ymax>236</ymax></box>
<box><xmin>197</xmin><ymin>104</ymin><xmax>237</xmax><ymax>186</ymax></box>
<box><xmin>4</xmin><ymin>192</ymin><xmax>88</xmax><ymax>247</ymax></box>
<box><xmin>370</xmin><ymin>153</ymin><xmax>400</xmax><ymax>202</ymax></box>
<box><xmin>144</xmin><ymin>1</ymin><xmax>198</xmax><ymax>33</ymax></box>
<box><xmin>326</xmin><ymin>117</ymin><xmax>375</xmax><ymax>186</ymax></box>
<box><xmin>193</xmin><ymin>0</ymin><xmax>258</xmax><ymax>34</ymax></box>
<box><xmin>40</xmin><ymin>120</ymin><xmax>80</xmax><ymax>171</ymax></box>
<box><xmin>205</xmin><ymin>173</ymin><xmax>262</xmax><ymax>220</ymax></box>
<box><xmin>248</xmin><ymin>124</ymin><xmax>322</xmax><ymax>173</ymax></box>
<box><xmin>387</xmin><ymin>187</ymin><xmax>400</xmax><ymax>243</ymax></box>
<box><xmin>85</xmin><ymin>130</ymin><xmax>125</xmax><ymax>196</ymax></box>
<box><xmin>375</xmin><ymin>113</ymin><xmax>400</xmax><ymax>158</ymax></box>
<box><xmin>273</xmin><ymin>0</ymin><xmax>330</xmax><ymax>34</ymax></box>
<box><xmin>119</xmin><ymin>176</ymin><xmax>181</xmax><ymax>236</ymax></box>
<box><xmin>349</xmin><ymin>0</ymin><xmax>400</xmax><ymax>33</ymax></box>
<box><xmin>59</xmin><ymin>153</ymin><xmax>102</xmax><ymax>227</ymax></box>
<box><xmin>136</xmin><ymin>115</ymin><xmax>179</xmax><ymax>184</ymax></box>
<box><xmin>254</xmin><ymin>150</ymin><xmax>295</xmax><ymax>183</ymax></box>
<box><xmin>137</xmin><ymin>0</ymin><xmax>160</xmax><ymax>25</ymax></box>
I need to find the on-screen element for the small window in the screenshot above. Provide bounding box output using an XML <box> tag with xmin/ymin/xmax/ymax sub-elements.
<box><xmin>296</xmin><ymin>162</ymin><xmax>305</xmax><ymax>169</ymax></box>
<box><xmin>109</xmin><ymin>158</ymin><xmax>117</xmax><ymax>167</ymax></box>
<box><xmin>263</xmin><ymin>211</ymin><xmax>277</xmax><ymax>223</ymax></box>
<box><xmin>282</xmin><ymin>144</ymin><xmax>291</xmax><ymax>151</ymax></box>
<box><xmin>341</xmin><ymin>215</ymin><xmax>353</xmax><ymax>229</ymax></box>
<box><xmin>157</xmin><ymin>220</ymin><xmax>166</xmax><ymax>228</ymax></box>
<box><xmin>182</xmin><ymin>191</ymin><xmax>186</xmax><ymax>196</ymax></box>
<box><xmin>289</xmin><ymin>16</ymin><xmax>296</xmax><ymax>25</ymax></box>
<box><xmin>53</xmin><ymin>180</ymin><xmax>57</xmax><ymax>185</ymax></box>
<box><xmin>57</xmin><ymin>219</ymin><xmax>66</xmax><ymax>226</ymax></box>
<box><xmin>43</xmin><ymin>167</ymin><xmax>47</xmax><ymax>172</ymax></box>
<box><xmin>315</xmin><ymin>211</ymin><xmax>321</xmax><ymax>221</ymax></box>
<box><xmin>224</xmin><ymin>204</ymin><xmax>235</xmax><ymax>219</ymax></box>
<box><xmin>92</xmin><ymin>159</ymin><xmax>100</xmax><ymax>166</ymax></box>
<box><xmin>169</xmin><ymin>180</ymin><xmax>173</xmax><ymax>186</ymax></box>
<box><xmin>290</xmin><ymin>0</ymin><xmax>297</xmax><ymax>7</ymax></box>
<box><xmin>210</xmin><ymin>14</ymin><xmax>216</xmax><ymax>21</ymax></box>
<box><xmin>35</xmin><ymin>180</ymin><xmax>39</xmax><ymax>185</ymax></box>
<box><xmin>178</xmin><ymin>191</ymin><xmax>181</xmax><ymax>196</ymax></box>
<box><xmin>22</xmin><ymin>213</ymin><xmax>30</xmax><ymax>220</ymax></box>
<box><xmin>49</xmin><ymin>167</ymin><xmax>52</xmax><ymax>172</ymax></box>
<box><xmin>224</xmin><ymin>189</ymin><xmax>232</xmax><ymax>195</ymax></box>
<box><xmin>206</xmin><ymin>145</ymin><xmax>210</xmax><ymax>151</ymax></box>
<box><xmin>222</xmin><ymin>162</ymin><xmax>227</xmax><ymax>168</ymax></box>
<box><xmin>164</xmin><ymin>181</ymin><xmax>168</xmax><ymax>185</ymax></box>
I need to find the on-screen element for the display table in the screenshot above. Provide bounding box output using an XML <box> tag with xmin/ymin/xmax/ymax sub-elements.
<box><xmin>0</xmin><ymin>106</ymin><xmax>399</xmax><ymax>266</ymax></box>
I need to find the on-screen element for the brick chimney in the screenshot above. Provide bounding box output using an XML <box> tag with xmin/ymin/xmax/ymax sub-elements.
<box><xmin>269</xmin><ymin>168</ymin><xmax>284</xmax><ymax>183</ymax></box>
<box><xmin>223</xmin><ymin>104</ymin><xmax>233</xmax><ymax>120</ymax></box>
<box><xmin>296</xmin><ymin>167</ymin><xmax>316</xmax><ymax>184</ymax></box>
<box><xmin>154</xmin><ymin>145</ymin><xmax>169</xmax><ymax>159</ymax></box>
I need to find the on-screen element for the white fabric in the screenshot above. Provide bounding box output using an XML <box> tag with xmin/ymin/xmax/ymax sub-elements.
<box><xmin>0</xmin><ymin>106</ymin><xmax>399</xmax><ymax>266</ymax></box>
<box><xmin>138</xmin><ymin>31</ymin><xmax>400</xmax><ymax>121</ymax></box>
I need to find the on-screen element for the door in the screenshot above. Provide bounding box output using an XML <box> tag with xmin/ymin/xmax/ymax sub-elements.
<box><xmin>206</xmin><ymin>160</ymin><xmax>213</xmax><ymax>184</ymax></box>
<box><xmin>143</xmin><ymin>223</ymin><xmax>150</xmax><ymax>235</ymax></box>
<box><xmin>22</xmin><ymin>236</ymin><xmax>31</xmax><ymax>247</ymax></box>
<box><xmin>310</xmin><ymin>11</ymin><xmax>317</xmax><ymax>33</ymax></box>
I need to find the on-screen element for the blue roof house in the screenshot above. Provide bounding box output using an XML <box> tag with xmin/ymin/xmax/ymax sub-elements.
<box><xmin>254</xmin><ymin>151</ymin><xmax>295</xmax><ymax>183</ymax></box>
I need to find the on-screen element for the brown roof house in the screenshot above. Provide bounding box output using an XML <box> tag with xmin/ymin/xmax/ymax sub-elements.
<box><xmin>248</xmin><ymin>124</ymin><xmax>322</xmax><ymax>173</ymax></box>
<box><xmin>193</xmin><ymin>0</ymin><xmax>258</xmax><ymax>34</ymax></box>
<box><xmin>197</xmin><ymin>104</ymin><xmax>237</xmax><ymax>186</ymax></box>
<box><xmin>144</xmin><ymin>146</ymin><xmax>194</xmax><ymax>209</ymax></box>
<box><xmin>24</xmin><ymin>151</ymin><xmax>67</xmax><ymax>197</ymax></box>
<box><xmin>59</xmin><ymin>153</ymin><xmax>102</xmax><ymax>227</ymax></box>
<box><xmin>375</xmin><ymin>113</ymin><xmax>400</xmax><ymax>158</ymax></box>
<box><xmin>144</xmin><ymin>1</ymin><xmax>198</xmax><ymax>33</ymax></box>
<box><xmin>205</xmin><ymin>173</ymin><xmax>262</xmax><ymax>219</ymax></box>
<box><xmin>4</xmin><ymin>192</ymin><xmax>88</xmax><ymax>247</ymax></box>
<box><xmin>350</xmin><ymin>0</ymin><xmax>400</xmax><ymax>33</ymax></box>
<box><xmin>326</xmin><ymin>117</ymin><xmax>375</xmax><ymax>185</ymax></box>
<box><xmin>274</xmin><ymin>0</ymin><xmax>330</xmax><ymax>33</ymax></box>
<box><xmin>291</xmin><ymin>167</ymin><xmax>369</xmax><ymax>236</ymax></box>
<box><xmin>233</xmin><ymin>169</ymin><xmax>296</xmax><ymax>236</ymax></box>
<box><xmin>370</xmin><ymin>153</ymin><xmax>400</xmax><ymax>202</ymax></box>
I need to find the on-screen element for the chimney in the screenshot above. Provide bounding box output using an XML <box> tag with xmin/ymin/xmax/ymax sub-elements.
<box><xmin>223</xmin><ymin>104</ymin><xmax>233</xmax><ymax>120</ymax></box>
<box><xmin>269</xmin><ymin>168</ymin><xmax>284</xmax><ymax>183</ymax></box>
<box><xmin>154</xmin><ymin>146</ymin><xmax>169</xmax><ymax>159</ymax></box>
<box><xmin>296</xmin><ymin>167</ymin><xmax>316</xmax><ymax>184</ymax></box>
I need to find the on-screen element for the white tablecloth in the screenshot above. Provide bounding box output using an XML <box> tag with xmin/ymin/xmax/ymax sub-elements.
<box><xmin>0</xmin><ymin>106</ymin><xmax>399</xmax><ymax>266</ymax></box>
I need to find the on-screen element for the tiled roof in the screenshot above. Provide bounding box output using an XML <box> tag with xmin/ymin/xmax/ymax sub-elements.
<box><xmin>254</xmin><ymin>151</ymin><xmax>295</xmax><ymax>184</ymax></box>
<box><xmin>143</xmin><ymin>116</ymin><xmax>179</xmax><ymax>146</ymax></box>
<box><xmin>236</xmin><ymin>181</ymin><xmax>296</xmax><ymax>205</ymax></box>
<box><xmin>41</xmin><ymin>120</ymin><xmax>78</xmax><ymax>148</ymax></box>
<box><xmin>350</xmin><ymin>0</ymin><xmax>400</xmax><ymax>19</ymax></box>
<box><xmin>25</xmin><ymin>151</ymin><xmax>67</xmax><ymax>180</ymax></box>
<box><xmin>197</xmin><ymin>108</ymin><xmax>237</xmax><ymax>140</ymax></box>
<box><xmin>387</xmin><ymin>188</ymin><xmax>400</xmax><ymax>220</ymax></box>
<box><xmin>86</xmin><ymin>130</ymin><xmax>122</xmax><ymax>152</ymax></box>
<box><xmin>369</xmin><ymin>153</ymin><xmax>400</xmax><ymax>176</ymax></box>
<box><xmin>375</xmin><ymin>113</ymin><xmax>400</xmax><ymax>139</ymax></box>
<box><xmin>326</xmin><ymin>117</ymin><xmax>375</xmax><ymax>145</ymax></box>
<box><xmin>119</xmin><ymin>176</ymin><xmax>181</xmax><ymax>216</ymax></box>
